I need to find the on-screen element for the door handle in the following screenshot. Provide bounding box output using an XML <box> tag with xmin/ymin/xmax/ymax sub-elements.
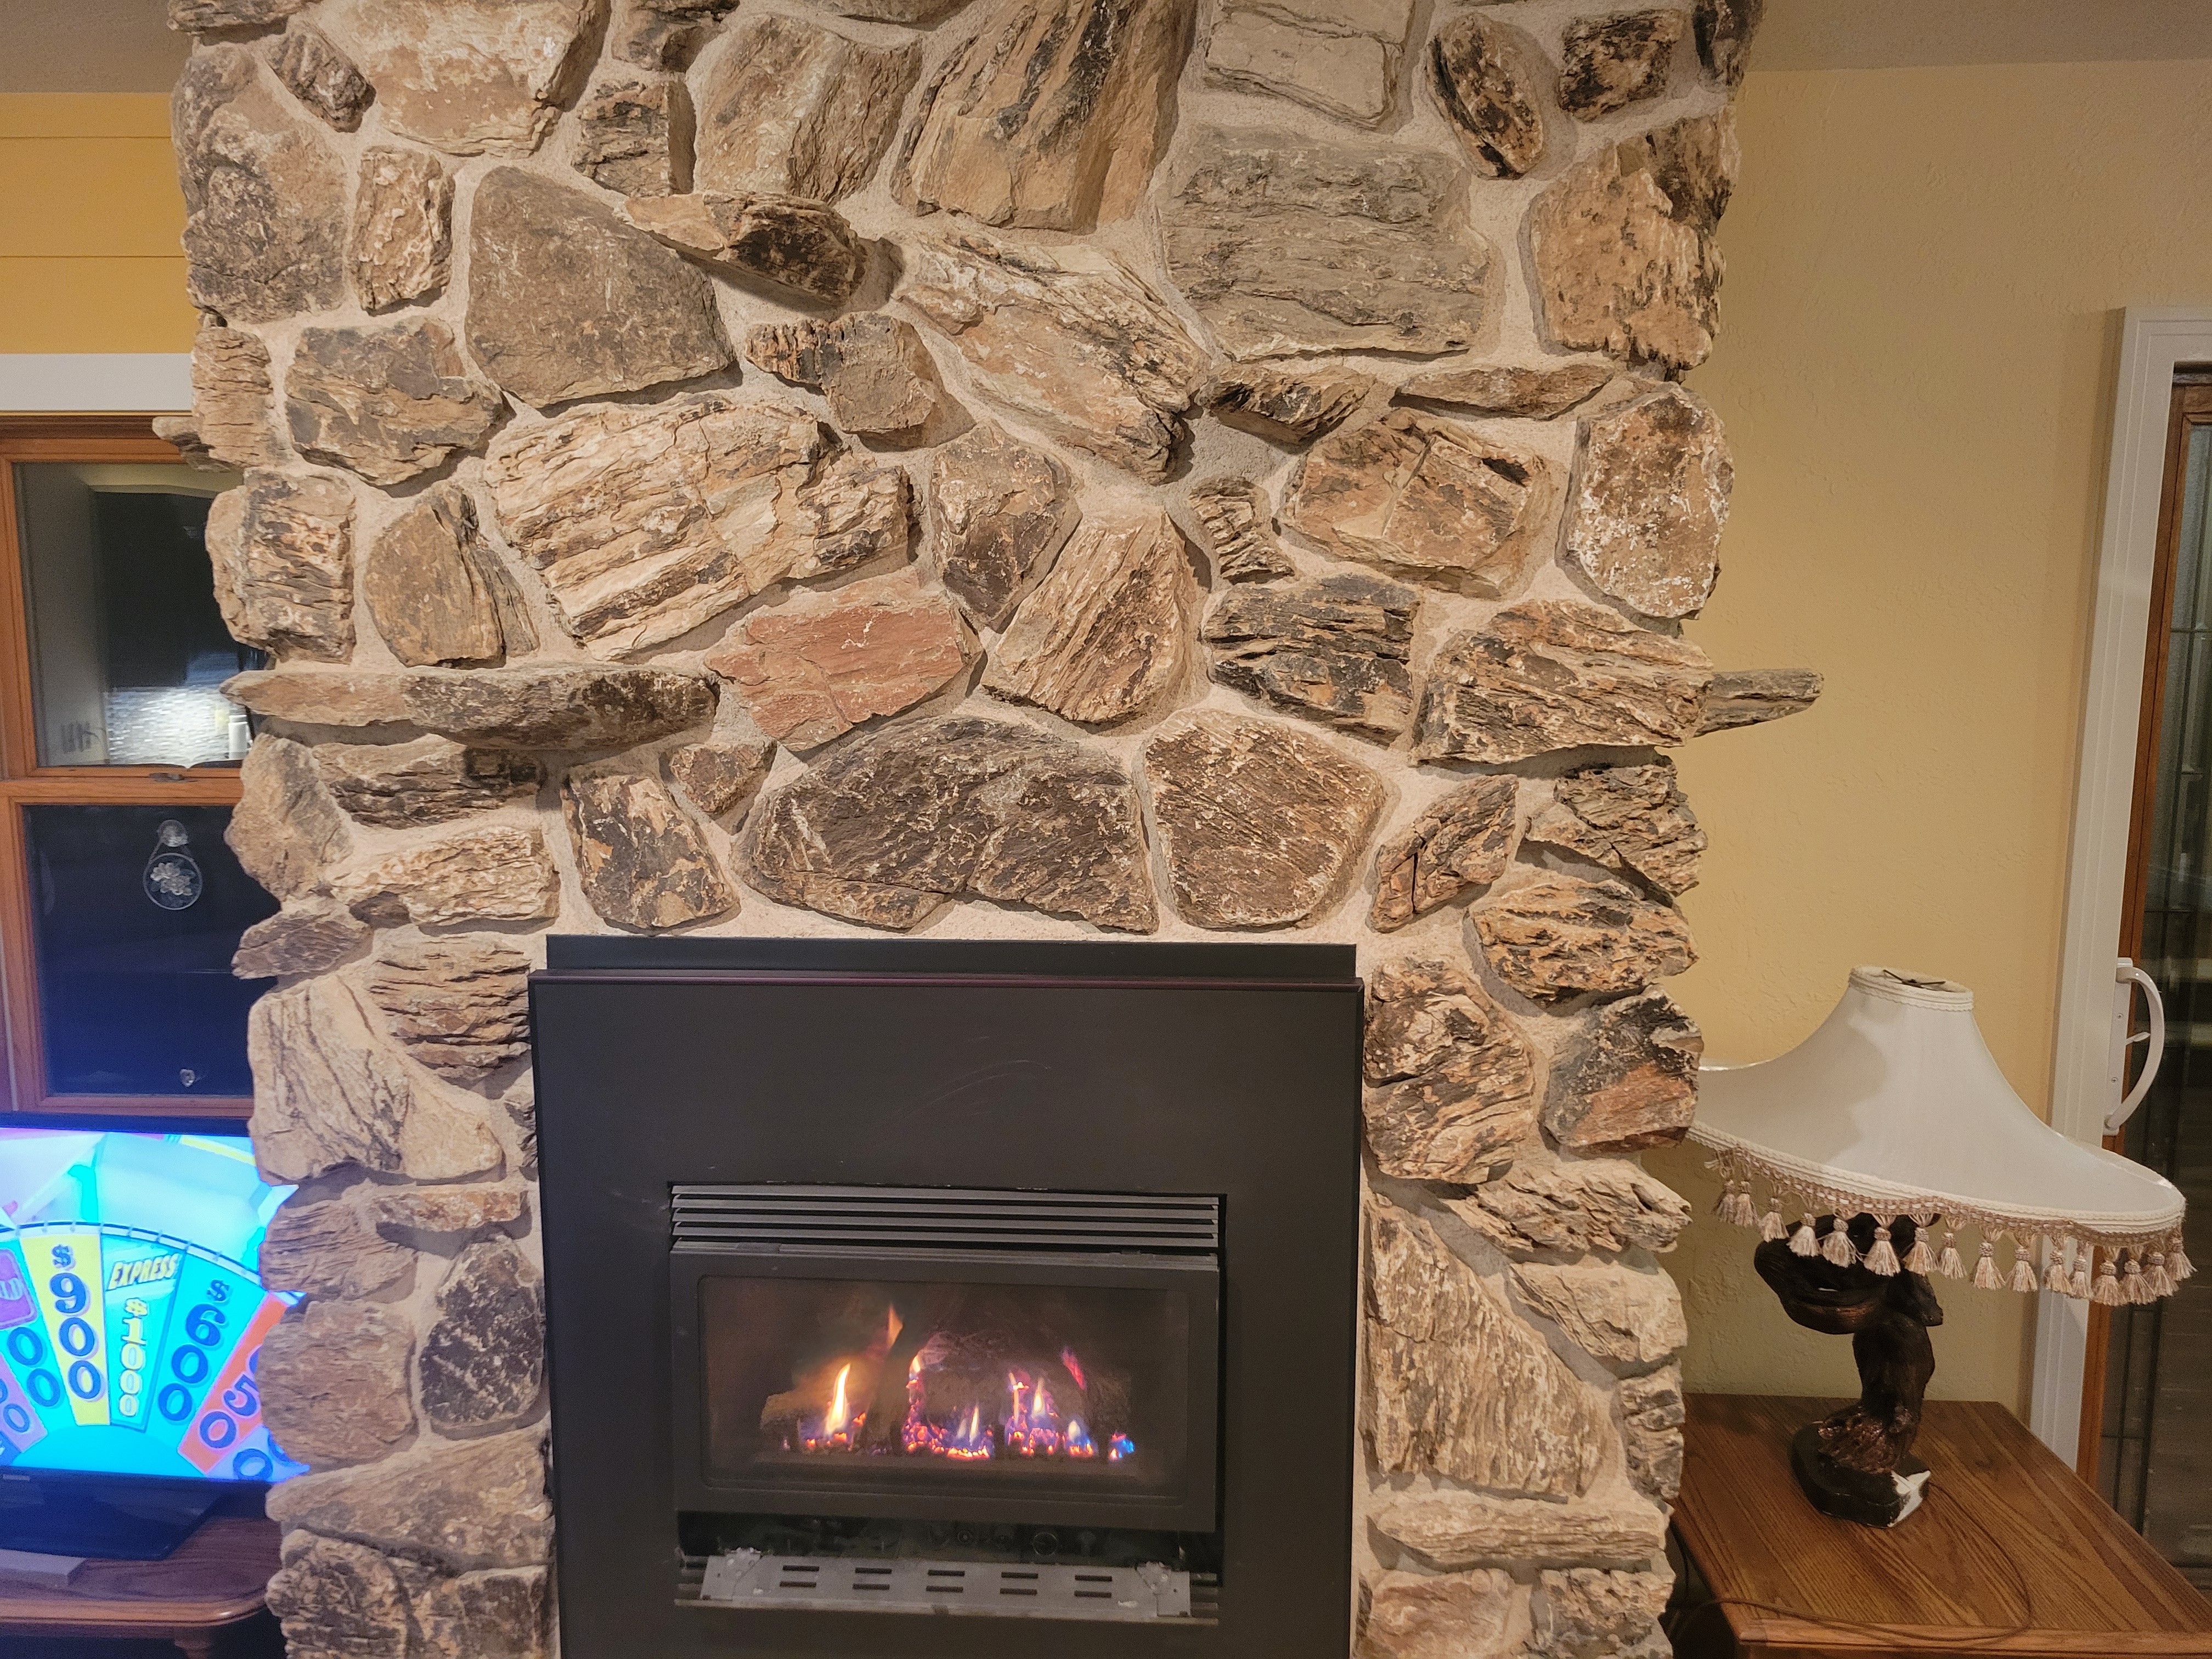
<box><xmin>2107</xmin><ymin>957</ymin><xmax>2166</xmax><ymax>1134</ymax></box>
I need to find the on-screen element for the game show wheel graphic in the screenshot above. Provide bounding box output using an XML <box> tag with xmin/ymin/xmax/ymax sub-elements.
<box><xmin>0</xmin><ymin>1224</ymin><xmax>303</xmax><ymax>1483</ymax></box>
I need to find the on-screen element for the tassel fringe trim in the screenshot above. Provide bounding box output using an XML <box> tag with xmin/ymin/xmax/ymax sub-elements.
<box><xmin>1698</xmin><ymin>1150</ymin><xmax>2190</xmax><ymax>1303</ymax></box>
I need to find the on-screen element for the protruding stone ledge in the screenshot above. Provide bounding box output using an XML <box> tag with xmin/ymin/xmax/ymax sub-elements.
<box><xmin>223</xmin><ymin>665</ymin><xmax>716</xmax><ymax>749</ymax></box>
<box><xmin>1370</xmin><ymin>1487</ymin><xmax>1668</xmax><ymax>1572</ymax></box>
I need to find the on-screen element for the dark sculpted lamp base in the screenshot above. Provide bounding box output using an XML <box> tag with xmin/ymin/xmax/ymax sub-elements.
<box><xmin>1754</xmin><ymin>1212</ymin><xmax>1943</xmax><ymax>1527</ymax></box>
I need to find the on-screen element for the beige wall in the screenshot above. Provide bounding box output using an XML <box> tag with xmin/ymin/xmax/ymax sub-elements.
<box><xmin>1650</xmin><ymin>56</ymin><xmax>2212</xmax><ymax>1412</ymax></box>
<box><xmin>0</xmin><ymin>95</ymin><xmax>194</xmax><ymax>354</ymax></box>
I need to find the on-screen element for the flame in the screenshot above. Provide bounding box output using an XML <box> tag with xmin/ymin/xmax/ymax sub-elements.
<box><xmin>1108</xmin><ymin>1433</ymin><xmax>1136</xmax><ymax>1462</ymax></box>
<box><xmin>827</xmin><ymin>1365</ymin><xmax>851</xmax><ymax>1434</ymax></box>
<box><xmin>1066</xmin><ymin>1417</ymin><xmax>1097</xmax><ymax>1459</ymax></box>
<box><xmin>799</xmin><ymin>1363</ymin><xmax>865</xmax><ymax>1451</ymax></box>
<box><xmin>1060</xmin><ymin>1347</ymin><xmax>1088</xmax><ymax>1391</ymax></box>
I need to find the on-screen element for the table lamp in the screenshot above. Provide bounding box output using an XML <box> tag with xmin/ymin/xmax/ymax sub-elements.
<box><xmin>1690</xmin><ymin>966</ymin><xmax>2187</xmax><ymax>1526</ymax></box>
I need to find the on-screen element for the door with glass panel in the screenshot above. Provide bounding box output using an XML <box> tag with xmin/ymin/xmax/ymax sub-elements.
<box><xmin>2102</xmin><ymin>377</ymin><xmax>2212</xmax><ymax>1585</ymax></box>
<box><xmin>0</xmin><ymin>417</ymin><xmax>273</xmax><ymax>1120</ymax></box>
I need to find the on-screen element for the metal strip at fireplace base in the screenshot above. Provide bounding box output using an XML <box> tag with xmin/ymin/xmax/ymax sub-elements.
<box><xmin>690</xmin><ymin>1551</ymin><xmax>1195</xmax><ymax>1622</ymax></box>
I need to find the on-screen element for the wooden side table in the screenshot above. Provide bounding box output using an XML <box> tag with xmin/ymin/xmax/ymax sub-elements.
<box><xmin>0</xmin><ymin>1515</ymin><xmax>279</xmax><ymax>1657</ymax></box>
<box><xmin>1672</xmin><ymin>1395</ymin><xmax>2212</xmax><ymax>1656</ymax></box>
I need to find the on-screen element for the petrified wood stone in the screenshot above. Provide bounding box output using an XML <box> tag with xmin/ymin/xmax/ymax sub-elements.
<box><xmin>1528</xmin><ymin>762</ymin><xmax>1704</xmax><ymax>896</ymax></box>
<box><xmin>364</xmin><ymin>486</ymin><xmax>507</xmax><ymax>667</ymax></box>
<box><xmin>1514</xmin><ymin>1259</ymin><xmax>1686</xmax><ymax>1375</ymax></box>
<box><xmin>743</xmin><ymin>715</ymin><xmax>1156</xmax><ymax>932</ymax></box>
<box><xmin>829</xmin><ymin>0</ymin><xmax>973</xmax><ymax>18</ymax></box>
<box><xmin>208</xmin><ymin>471</ymin><xmax>354</xmax><ymax>663</ymax></box>
<box><xmin>251</xmin><ymin>977</ymin><xmax>502</xmax><ymax>1182</ymax></box>
<box><xmin>1696</xmin><ymin>667</ymin><xmax>1822</xmax><ymax>733</ymax></box>
<box><xmin>664</xmin><ymin>740</ymin><xmax>772</xmax><ymax>817</ymax></box>
<box><xmin>1618</xmin><ymin>1363</ymin><xmax>1684</xmax><ymax>1502</ymax></box>
<box><xmin>1397</xmin><ymin>361</ymin><xmax>1613</xmax><ymax>420</ymax></box>
<box><xmin>485</xmin><ymin>394</ymin><xmax>909</xmax><ymax>656</ymax></box>
<box><xmin>467</xmin><ymin>168</ymin><xmax>732</xmax><ymax>407</ymax></box>
<box><xmin>574</xmin><ymin>76</ymin><xmax>693</xmax><ymax>198</ymax></box>
<box><xmin>170</xmin><ymin>0</ymin><xmax>306</xmax><ymax>27</ymax></box>
<box><xmin>1369</xmin><ymin>776</ymin><xmax>1520</xmax><ymax>932</ymax></box>
<box><xmin>1201</xmin><ymin>365</ymin><xmax>1374</xmax><ymax>444</ymax></box>
<box><xmin>1284</xmin><ymin>411</ymin><xmax>1555</xmax><ymax>598</ymax></box>
<box><xmin>267</xmin><ymin>1429</ymin><xmax>551</xmax><ymax>1570</ymax></box>
<box><xmin>233</xmin><ymin>899</ymin><xmax>371</xmax><ymax>979</ymax></box>
<box><xmin>349</xmin><ymin>146</ymin><xmax>452</xmax><ymax>312</ymax></box>
<box><xmin>1694</xmin><ymin>0</ymin><xmax>1763</xmax><ymax>86</ymax></box>
<box><xmin>415</xmin><ymin>1566</ymin><xmax>549</xmax><ymax>1659</ymax></box>
<box><xmin>271</xmin><ymin>21</ymin><xmax>373</xmax><ymax>130</ymax></box>
<box><xmin>984</xmin><ymin>507</ymin><xmax>1194</xmax><ymax>725</ymax></box>
<box><xmin>1448</xmin><ymin>1153</ymin><xmax>1691</xmax><ymax>1257</ymax></box>
<box><xmin>1189</xmin><ymin>478</ymin><xmax>1293</xmax><ymax>584</ymax></box>
<box><xmin>694</xmin><ymin>14</ymin><xmax>918</xmax><ymax>202</ymax></box>
<box><xmin>173</xmin><ymin>47</ymin><xmax>347</xmax><ymax>321</ymax></box>
<box><xmin>1365</xmin><ymin>1200</ymin><xmax>1609</xmax><ymax>1498</ymax></box>
<box><xmin>367</xmin><ymin>938</ymin><xmax>533</xmax><ymax>1082</ymax></box>
<box><xmin>369</xmin><ymin>1184</ymin><xmax>527</xmax><ymax>1235</ymax></box>
<box><xmin>224</xmin><ymin>665</ymin><xmax>717</xmax><ymax>748</ymax></box>
<box><xmin>706</xmin><ymin>571</ymin><xmax>967</xmax><ymax>749</ymax></box>
<box><xmin>259</xmin><ymin>1301</ymin><xmax>415</xmax><ymax>1469</ymax></box>
<box><xmin>1426</xmin><ymin>11</ymin><xmax>1545</xmax><ymax>178</ymax></box>
<box><xmin>228</xmin><ymin>736</ymin><xmax>349</xmax><ymax>901</ymax></box>
<box><xmin>895</xmin><ymin>0</ymin><xmax>1192</xmax><ymax>231</ymax></box>
<box><xmin>1533</xmin><ymin>1568</ymin><xmax>1672</xmax><ymax>1659</ymax></box>
<box><xmin>189</xmin><ymin>328</ymin><xmax>281</xmax><ymax>469</ymax></box>
<box><xmin>1370</xmin><ymin>1487</ymin><xmax>1667</xmax><ymax>1571</ymax></box>
<box><xmin>1204</xmin><ymin>0</ymin><xmax>1414</xmax><ymax>129</ymax></box>
<box><xmin>325</xmin><ymin>826</ymin><xmax>561</xmax><ymax>928</ymax></box>
<box><xmin>1558</xmin><ymin>10</ymin><xmax>1685</xmax><ymax>119</ymax></box>
<box><xmin>623</xmin><ymin>190</ymin><xmax>870</xmax><ymax>303</ymax></box>
<box><xmin>1570</xmin><ymin>383</ymin><xmax>1729</xmax><ymax>618</ymax></box>
<box><xmin>926</xmin><ymin>424</ymin><xmax>1079</xmax><ymax>629</ymax></box>
<box><xmin>153</xmin><ymin>417</ymin><xmax>218</xmax><ymax>472</ymax></box>
<box><xmin>285</xmin><ymin>320</ymin><xmax>500</xmax><ymax>487</ymax></box>
<box><xmin>1143</xmin><ymin>712</ymin><xmax>1384</xmax><ymax>928</ymax></box>
<box><xmin>1360</xmin><ymin>1568</ymin><xmax>1516</xmax><ymax>1659</ymax></box>
<box><xmin>1163</xmin><ymin>127</ymin><xmax>1490</xmax><ymax>359</ymax></box>
<box><xmin>1413</xmin><ymin>600</ymin><xmax>1712</xmax><ymax>763</ymax></box>
<box><xmin>1204</xmin><ymin>572</ymin><xmax>1418</xmax><ymax>739</ymax></box>
<box><xmin>744</xmin><ymin>314</ymin><xmax>946</xmax><ymax>439</ymax></box>
<box><xmin>266</xmin><ymin>1536</ymin><xmax>412</xmax><ymax>1659</ymax></box>
<box><xmin>260</xmin><ymin>1192</ymin><xmax>413</xmax><ymax>1300</ymax></box>
<box><xmin>564</xmin><ymin>771</ymin><xmax>736</xmax><ymax>929</ymax></box>
<box><xmin>1363</xmin><ymin>958</ymin><xmax>1537</xmax><ymax>1182</ymax></box>
<box><xmin>1531</xmin><ymin>111</ymin><xmax>1737</xmax><ymax>369</ymax></box>
<box><xmin>1472</xmin><ymin>874</ymin><xmax>1695</xmax><ymax>1001</ymax></box>
<box><xmin>420</xmin><ymin>1240</ymin><xmax>545</xmax><ymax>1433</ymax></box>
<box><xmin>901</xmin><ymin>234</ymin><xmax>1208</xmax><ymax>479</ymax></box>
<box><xmin>612</xmin><ymin>0</ymin><xmax>737</xmax><ymax>69</ymax></box>
<box><xmin>323</xmin><ymin>0</ymin><xmax>597</xmax><ymax>156</ymax></box>
<box><xmin>1548</xmin><ymin>986</ymin><xmax>1701</xmax><ymax>1150</ymax></box>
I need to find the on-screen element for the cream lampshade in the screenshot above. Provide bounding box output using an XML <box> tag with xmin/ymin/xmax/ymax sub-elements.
<box><xmin>1691</xmin><ymin>966</ymin><xmax>2189</xmax><ymax>1305</ymax></box>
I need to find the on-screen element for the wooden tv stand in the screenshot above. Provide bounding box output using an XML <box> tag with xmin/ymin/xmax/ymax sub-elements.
<box><xmin>0</xmin><ymin>1514</ymin><xmax>278</xmax><ymax>1656</ymax></box>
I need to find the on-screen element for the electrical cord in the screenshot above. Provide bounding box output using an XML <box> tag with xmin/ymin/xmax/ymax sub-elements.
<box><xmin>1662</xmin><ymin>1479</ymin><xmax>2039</xmax><ymax>1653</ymax></box>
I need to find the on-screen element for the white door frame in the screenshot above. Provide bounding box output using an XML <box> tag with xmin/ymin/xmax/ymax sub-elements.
<box><xmin>0</xmin><ymin>354</ymin><xmax>189</xmax><ymax>413</ymax></box>
<box><xmin>2033</xmin><ymin>308</ymin><xmax>2212</xmax><ymax>1465</ymax></box>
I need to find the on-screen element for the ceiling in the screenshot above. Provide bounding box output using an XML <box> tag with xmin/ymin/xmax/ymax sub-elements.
<box><xmin>0</xmin><ymin>0</ymin><xmax>2207</xmax><ymax>93</ymax></box>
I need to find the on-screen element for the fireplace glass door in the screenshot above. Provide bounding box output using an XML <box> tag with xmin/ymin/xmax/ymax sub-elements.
<box><xmin>669</xmin><ymin>1187</ymin><xmax>1220</xmax><ymax>1533</ymax></box>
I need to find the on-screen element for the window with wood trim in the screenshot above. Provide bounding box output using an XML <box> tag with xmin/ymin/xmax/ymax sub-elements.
<box><xmin>0</xmin><ymin>416</ymin><xmax>270</xmax><ymax>1122</ymax></box>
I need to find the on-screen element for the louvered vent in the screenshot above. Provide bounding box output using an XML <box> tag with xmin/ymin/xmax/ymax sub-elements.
<box><xmin>670</xmin><ymin>1186</ymin><xmax>1220</xmax><ymax>1258</ymax></box>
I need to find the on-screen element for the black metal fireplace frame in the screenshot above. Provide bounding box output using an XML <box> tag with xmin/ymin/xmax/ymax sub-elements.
<box><xmin>529</xmin><ymin>936</ymin><xmax>1363</xmax><ymax>1659</ymax></box>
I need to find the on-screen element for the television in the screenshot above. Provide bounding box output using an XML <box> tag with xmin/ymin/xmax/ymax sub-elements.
<box><xmin>0</xmin><ymin>1125</ymin><xmax>304</xmax><ymax>1557</ymax></box>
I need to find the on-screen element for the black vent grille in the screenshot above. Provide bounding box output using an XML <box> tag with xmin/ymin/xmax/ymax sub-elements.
<box><xmin>670</xmin><ymin>1186</ymin><xmax>1220</xmax><ymax>1257</ymax></box>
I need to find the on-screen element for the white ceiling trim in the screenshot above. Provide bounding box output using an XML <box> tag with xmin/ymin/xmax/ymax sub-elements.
<box><xmin>0</xmin><ymin>354</ymin><xmax>190</xmax><ymax>413</ymax></box>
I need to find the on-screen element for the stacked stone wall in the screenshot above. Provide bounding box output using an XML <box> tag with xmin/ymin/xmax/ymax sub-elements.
<box><xmin>162</xmin><ymin>0</ymin><xmax>1806</xmax><ymax>1651</ymax></box>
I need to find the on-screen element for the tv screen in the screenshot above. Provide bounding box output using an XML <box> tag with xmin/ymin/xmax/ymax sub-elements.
<box><xmin>0</xmin><ymin>1128</ymin><xmax>305</xmax><ymax>1486</ymax></box>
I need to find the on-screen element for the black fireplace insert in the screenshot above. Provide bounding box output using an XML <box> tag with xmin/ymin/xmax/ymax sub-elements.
<box><xmin>530</xmin><ymin>937</ymin><xmax>1362</xmax><ymax>1659</ymax></box>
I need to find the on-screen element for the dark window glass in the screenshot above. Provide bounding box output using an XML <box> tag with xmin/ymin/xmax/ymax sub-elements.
<box><xmin>15</xmin><ymin>463</ymin><xmax>255</xmax><ymax>767</ymax></box>
<box><xmin>22</xmin><ymin>804</ymin><xmax>278</xmax><ymax>1097</ymax></box>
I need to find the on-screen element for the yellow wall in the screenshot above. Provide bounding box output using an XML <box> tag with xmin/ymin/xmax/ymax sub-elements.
<box><xmin>1652</xmin><ymin>58</ymin><xmax>2212</xmax><ymax>1413</ymax></box>
<box><xmin>0</xmin><ymin>94</ymin><xmax>194</xmax><ymax>354</ymax></box>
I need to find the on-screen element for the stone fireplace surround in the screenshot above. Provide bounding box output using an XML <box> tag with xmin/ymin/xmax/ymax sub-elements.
<box><xmin>161</xmin><ymin>0</ymin><xmax>1810</xmax><ymax>1652</ymax></box>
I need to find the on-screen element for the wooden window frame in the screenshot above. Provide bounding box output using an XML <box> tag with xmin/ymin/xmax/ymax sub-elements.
<box><xmin>0</xmin><ymin>415</ymin><xmax>251</xmax><ymax>1122</ymax></box>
